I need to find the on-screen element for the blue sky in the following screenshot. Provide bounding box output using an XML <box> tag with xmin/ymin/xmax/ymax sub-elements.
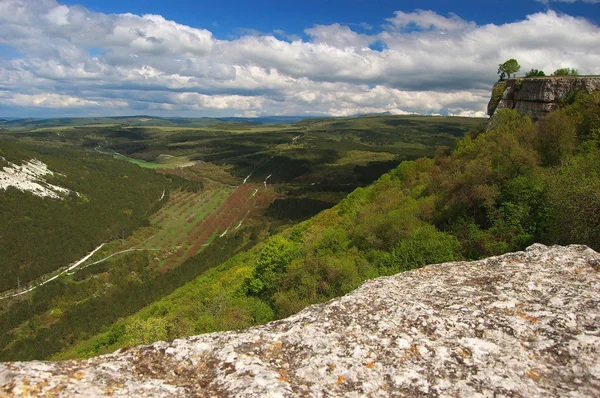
<box><xmin>0</xmin><ymin>0</ymin><xmax>598</xmax><ymax>118</ymax></box>
<box><xmin>62</xmin><ymin>0</ymin><xmax>599</xmax><ymax>37</ymax></box>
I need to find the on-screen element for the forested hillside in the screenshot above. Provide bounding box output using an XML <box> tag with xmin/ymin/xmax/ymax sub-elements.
<box><xmin>57</xmin><ymin>91</ymin><xmax>600</xmax><ymax>360</ymax></box>
<box><xmin>1</xmin><ymin>114</ymin><xmax>482</xmax><ymax>361</ymax></box>
<box><xmin>0</xmin><ymin>142</ymin><xmax>194</xmax><ymax>291</ymax></box>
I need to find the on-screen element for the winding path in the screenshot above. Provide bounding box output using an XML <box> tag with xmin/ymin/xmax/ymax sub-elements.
<box><xmin>0</xmin><ymin>243</ymin><xmax>106</xmax><ymax>300</ymax></box>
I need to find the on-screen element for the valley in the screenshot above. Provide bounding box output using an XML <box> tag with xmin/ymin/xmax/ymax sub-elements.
<box><xmin>2</xmin><ymin>95</ymin><xmax>598</xmax><ymax>363</ymax></box>
<box><xmin>0</xmin><ymin>114</ymin><xmax>484</xmax><ymax>361</ymax></box>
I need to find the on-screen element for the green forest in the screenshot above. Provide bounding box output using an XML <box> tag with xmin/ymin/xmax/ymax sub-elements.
<box><xmin>0</xmin><ymin>143</ymin><xmax>164</xmax><ymax>291</ymax></box>
<box><xmin>0</xmin><ymin>114</ymin><xmax>483</xmax><ymax>361</ymax></box>
<box><xmin>0</xmin><ymin>142</ymin><xmax>204</xmax><ymax>292</ymax></box>
<box><xmin>53</xmin><ymin>91</ymin><xmax>599</xmax><ymax>360</ymax></box>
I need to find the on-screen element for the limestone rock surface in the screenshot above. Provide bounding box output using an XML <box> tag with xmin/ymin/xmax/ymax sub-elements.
<box><xmin>2</xmin><ymin>244</ymin><xmax>600</xmax><ymax>397</ymax></box>
<box><xmin>490</xmin><ymin>77</ymin><xmax>600</xmax><ymax>119</ymax></box>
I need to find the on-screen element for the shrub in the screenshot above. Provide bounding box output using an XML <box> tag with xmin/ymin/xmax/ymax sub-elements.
<box><xmin>552</xmin><ymin>68</ymin><xmax>579</xmax><ymax>76</ymax></box>
<box><xmin>525</xmin><ymin>69</ymin><xmax>546</xmax><ymax>78</ymax></box>
<box><xmin>534</xmin><ymin>111</ymin><xmax>576</xmax><ymax>166</ymax></box>
<box><xmin>381</xmin><ymin>225</ymin><xmax>462</xmax><ymax>274</ymax></box>
<box><xmin>126</xmin><ymin>317</ymin><xmax>169</xmax><ymax>346</ymax></box>
<box><xmin>244</xmin><ymin>236</ymin><xmax>299</xmax><ymax>301</ymax></box>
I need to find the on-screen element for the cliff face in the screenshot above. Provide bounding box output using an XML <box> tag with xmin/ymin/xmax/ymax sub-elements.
<box><xmin>2</xmin><ymin>244</ymin><xmax>600</xmax><ymax>397</ymax></box>
<box><xmin>489</xmin><ymin>76</ymin><xmax>600</xmax><ymax>119</ymax></box>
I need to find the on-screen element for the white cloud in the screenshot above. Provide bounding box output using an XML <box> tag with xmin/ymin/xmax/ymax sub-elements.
<box><xmin>0</xmin><ymin>1</ymin><xmax>598</xmax><ymax>118</ymax></box>
<box><xmin>305</xmin><ymin>24</ymin><xmax>374</xmax><ymax>48</ymax></box>
<box><xmin>386</xmin><ymin>9</ymin><xmax>473</xmax><ymax>31</ymax></box>
<box><xmin>1</xmin><ymin>92</ymin><xmax>127</xmax><ymax>108</ymax></box>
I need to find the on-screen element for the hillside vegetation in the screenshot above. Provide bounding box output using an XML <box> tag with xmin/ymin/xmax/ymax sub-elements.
<box><xmin>0</xmin><ymin>114</ymin><xmax>482</xmax><ymax>361</ymax></box>
<box><xmin>56</xmin><ymin>91</ymin><xmax>599</xmax><ymax>359</ymax></box>
<box><xmin>0</xmin><ymin>143</ymin><xmax>187</xmax><ymax>291</ymax></box>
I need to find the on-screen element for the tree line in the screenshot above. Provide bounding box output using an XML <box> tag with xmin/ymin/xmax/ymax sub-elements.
<box><xmin>498</xmin><ymin>58</ymin><xmax>580</xmax><ymax>80</ymax></box>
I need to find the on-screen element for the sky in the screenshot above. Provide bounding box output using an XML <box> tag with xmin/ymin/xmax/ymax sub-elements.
<box><xmin>0</xmin><ymin>0</ymin><xmax>598</xmax><ymax>119</ymax></box>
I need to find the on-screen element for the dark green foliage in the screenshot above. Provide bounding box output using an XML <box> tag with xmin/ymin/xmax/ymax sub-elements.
<box><xmin>563</xmin><ymin>91</ymin><xmax>600</xmax><ymax>143</ymax></box>
<box><xmin>534</xmin><ymin>111</ymin><xmax>576</xmax><ymax>166</ymax></box>
<box><xmin>244</xmin><ymin>236</ymin><xmax>300</xmax><ymax>302</ymax></box>
<box><xmin>432</xmin><ymin>94</ymin><xmax>600</xmax><ymax>257</ymax></box>
<box><xmin>163</xmin><ymin>173</ymin><xmax>204</xmax><ymax>192</ymax></box>
<box><xmin>0</xmin><ymin>225</ymin><xmax>262</xmax><ymax>361</ymax></box>
<box><xmin>498</xmin><ymin>59</ymin><xmax>520</xmax><ymax>79</ymax></box>
<box><xmin>552</xmin><ymin>68</ymin><xmax>579</xmax><ymax>76</ymax></box>
<box><xmin>525</xmin><ymin>69</ymin><xmax>546</xmax><ymax>77</ymax></box>
<box><xmin>265</xmin><ymin>198</ymin><xmax>335</xmax><ymax>221</ymax></box>
<box><xmin>432</xmin><ymin>109</ymin><xmax>538</xmax><ymax>229</ymax></box>
<box><xmin>0</xmin><ymin>142</ymin><xmax>170</xmax><ymax>291</ymax></box>
<box><xmin>377</xmin><ymin>226</ymin><xmax>462</xmax><ymax>274</ymax></box>
<box><xmin>543</xmin><ymin>147</ymin><xmax>600</xmax><ymax>248</ymax></box>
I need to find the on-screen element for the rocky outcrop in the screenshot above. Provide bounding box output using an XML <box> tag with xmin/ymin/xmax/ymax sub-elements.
<box><xmin>489</xmin><ymin>77</ymin><xmax>600</xmax><ymax>120</ymax></box>
<box><xmin>0</xmin><ymin>158</ymin><xmax>75</xmax><ymax>199</ymax></box>
<box><xmin>2</xmin><ymin>244</ymin><xmax>600</xmax><ymax>397</ymax></box>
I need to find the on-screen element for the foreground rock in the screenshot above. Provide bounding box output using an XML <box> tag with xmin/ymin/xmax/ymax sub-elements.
<box><xmin>489</xmin><ymin>76</ymin><xmax>600</xmax><ymax>119</ymax></box>
<box><xmin>2</xmin><ymin>244</ymin><xmax>600</xmax><ymax>397</ymax></box>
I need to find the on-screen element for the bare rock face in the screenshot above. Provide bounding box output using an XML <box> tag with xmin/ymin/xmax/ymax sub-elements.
<box><xmin>489</xmin><ymin>77</ymin><xmax>600</xmax><ymax>119</ymax></box>
<box><xmin>2</xmin><ymin>244</ymin><xmax>600</xmax><ymax>397</ymax></box>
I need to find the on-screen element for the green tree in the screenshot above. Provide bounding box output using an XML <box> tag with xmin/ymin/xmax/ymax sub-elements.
<box><xmin>534</xmin><ymin>111</ymin><xmax>576</xmax><ymax>166</ymax></box>
<box><xmin>126</xmin><ymin>317</ymin><xmax>169</xmax><ymax>345</ymax></box>
<box><xmin>498</xmin><ymin>59</ymin><xmax>521</xmax><ymax>79</ymax></box>
<box><xmin>384</xmin><ymin>225</ymin><xmax>462</xmax><ymax>274</ymax></box>
<box><xmin>543</xmin><ymin>147</ymin><xmax>600</xmax><ymax>249</ymax></box>
<box><xmin>525</xmin><ymin>69</ymin><xmax>546</xmax><ymax>78</ymax></box>
<box><xmin>244</xmin><ymin>236</ymin><xmax>299</xmax><ymax>301</ymax></box>
<box><xmin>563</xmin><ymin>91</ymin><xmax>600</xmax><ymax>143</ymax></box>
<box><xmin>552</xmin><ymin>68</ymin><xmax>579</xmax><ymax>76</ymax></box>
<box><xmin>432</xmin><ymin>109</ymin><xmax>538</xmax><ymax>229</ymax></box>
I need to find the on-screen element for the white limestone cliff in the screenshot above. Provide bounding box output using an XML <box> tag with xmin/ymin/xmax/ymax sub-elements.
<box><xmin>488</xmin><ymin>76</ymin><xmax>600</xmax><ymax>120</ymax></box>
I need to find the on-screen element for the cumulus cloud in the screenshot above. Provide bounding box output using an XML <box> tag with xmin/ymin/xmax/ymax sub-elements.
<box><xmin>386</xmin><ymin>9</ymin><xmax>474</xmax><ymax>31</ymax></box>
<box><xmin>305</xmin><ymin>24</ymin><xmax>374</xmax><ymax>48</ymax></box>
<box><xmin>0</xmin><ymin>0</ymin><xmax>598</xmax><ymax>118</ymax></box>
<box><xmin>0</xmin><ymin>92</ymin><xmax>127</xmax><ymax>108</ymax></box>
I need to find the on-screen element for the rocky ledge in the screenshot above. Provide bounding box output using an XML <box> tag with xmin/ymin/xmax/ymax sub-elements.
<box><xmin>2</xmin><ymin>244</ymin><xmax>600</xmax><ymax>397</ymax></box>
<box><xmin>489</xmin><ymin>76</ymin><xmax>600</xmax><ymax>119</ymax></box>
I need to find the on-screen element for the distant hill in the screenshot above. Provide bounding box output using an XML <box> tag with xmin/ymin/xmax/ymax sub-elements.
<box><xmin>0</xmin><ymin>116</ymin><xmax>227</xmax><ymax>130</ymax></box>
<box><xmin>220</xmin><ymin>116</ymin><xmax>322</xmax><ymax>124</ymax></box>
<box><xmin>0</xmin><ymin>115</ymin><xmax>324</xmax><ymax>130</ymax></box>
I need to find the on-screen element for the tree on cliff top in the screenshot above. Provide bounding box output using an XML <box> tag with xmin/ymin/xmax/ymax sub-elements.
<box><xmin>525</xmin><ymin>69</ymin><xmax>546</xmax><ymax>78</ymax></box>
<box><xmin>498</xmin><ymin>59</ymin><xmax>521</xmax><ymax>80</ymax></box>
<box><xmin>552</xmin><ymin>68</ymin><xmax>579</xmax><ymax>76</ymax></box>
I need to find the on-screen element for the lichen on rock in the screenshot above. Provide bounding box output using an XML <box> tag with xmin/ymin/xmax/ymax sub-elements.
<box><xmin>2</xmin><ymin>244</ymin><xmax>600</xmax><ymax>397</ymax></box>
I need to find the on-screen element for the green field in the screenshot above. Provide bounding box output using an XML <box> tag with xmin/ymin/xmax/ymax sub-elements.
<box><xmin>94</xmin><ymin>146</ymin><xmax>165</xmax><ymax>169</ymax></box>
